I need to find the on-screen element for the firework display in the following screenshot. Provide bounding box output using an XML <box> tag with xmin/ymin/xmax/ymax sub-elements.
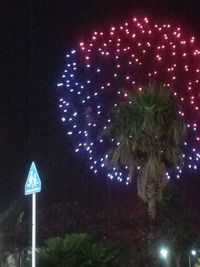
<box><xmin>57</xmin><ymin>17</ymin><xmax>200</xmax><ymax>183</ymax></box>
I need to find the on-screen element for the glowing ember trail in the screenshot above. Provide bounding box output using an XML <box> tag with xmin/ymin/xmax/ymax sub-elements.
<box><xmin>57</xmin><ymin>17</ymin><xmax>200</xmax><ymax>183</ymax></box>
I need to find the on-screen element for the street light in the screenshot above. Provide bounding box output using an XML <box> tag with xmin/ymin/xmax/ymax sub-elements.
<box><xmin>189</xmin><ymin>250</ymin><xmax>197</xmax><ymax>267</ymax></box>
<box><xmin>160</xmin><ymin>248</ymin><xmax>168</xmax><ymax>267</ymax></box>
<box><xmin>191</xmin><ymin>250</ymin><xmax>197</xmax><ymax>256</ymax></box>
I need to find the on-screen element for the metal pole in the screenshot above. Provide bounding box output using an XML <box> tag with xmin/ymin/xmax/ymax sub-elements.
<box><xmin>32</xmin><ymin>193</ymin><xmax>36</xmax><ymax>267</ymax></box>
<box><xmin>189</xmin><ymin>255</ymin><xmax>191</xmax><ymax>267</ymax></box>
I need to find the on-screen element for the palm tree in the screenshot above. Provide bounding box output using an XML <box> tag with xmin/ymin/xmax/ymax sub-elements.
<box><xmin>102</xmin><ymin>83</ymin><xmax>186</xmax><ymax>220</ymax></box>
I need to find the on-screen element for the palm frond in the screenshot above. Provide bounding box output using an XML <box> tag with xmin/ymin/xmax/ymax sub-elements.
<box><xmin>101</xmin><ymin>83</ymin><xmax>186</xmax><ymax>205</ymax></box>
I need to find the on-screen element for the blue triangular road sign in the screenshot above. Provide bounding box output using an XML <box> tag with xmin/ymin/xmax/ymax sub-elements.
<box><xmin>25</xmin><ymin>162</ymin><xmax>41</xmax><ymax>195</ymax></box>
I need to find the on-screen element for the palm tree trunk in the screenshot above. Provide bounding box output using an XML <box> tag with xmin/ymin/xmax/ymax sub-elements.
<box><xmin>146</xmin><ymin>179</ymin><xmax>157</xmax><ymax>220</ymax></box>
<box><xmin>148</xmin><ymin>196</ymin><xmax>156</xmax><ymax>220</ymax></box>
<box><xmin>146</xmin><ymin>184</ymin><xmax>157</xmax><ymax>267</ymax></box>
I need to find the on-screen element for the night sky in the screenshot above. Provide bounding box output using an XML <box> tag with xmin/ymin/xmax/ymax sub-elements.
<box><xmin>1</xmin><ymin>0</ymin><xmax>200</xmax><ymax>211</ymax></box>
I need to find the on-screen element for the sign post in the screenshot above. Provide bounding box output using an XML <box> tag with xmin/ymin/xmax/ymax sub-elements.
<box><xmin>25</xmin><ymin>162</ymin><xmax>41</xmax><ymax>267</ymax></box>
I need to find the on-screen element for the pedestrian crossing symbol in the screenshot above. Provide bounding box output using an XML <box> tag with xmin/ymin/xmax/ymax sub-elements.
<box><xmin>25</xmin><ymin>162</ymin><xmax>41</xmax><ymax>195</ymax></box>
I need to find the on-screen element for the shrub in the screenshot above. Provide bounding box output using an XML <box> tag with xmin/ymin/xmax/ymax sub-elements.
<box><xmin>37</xmin><ymin>233</ymin><xmax>121</xmax><ymax>267</ymax></box>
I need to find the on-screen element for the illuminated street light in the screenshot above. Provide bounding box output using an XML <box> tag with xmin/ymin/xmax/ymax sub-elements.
<box><xmin>160</xmin><ymin>248</ymin><xmax>168</xmax><ymax>259</ymax></box>
<box><xmin>191</xmin><ymin>250</ymin><xmax>197</xmax><ymax>256</ymax></box>
<box><xmin>189</xmin><ymin>249</ymin><xmax>197</xmax><ymax>267</ymax></box>
<box><xmin>160</xmin><ymin>248</ymin><xmax>168</xmax><ymax>267</ymax></box>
